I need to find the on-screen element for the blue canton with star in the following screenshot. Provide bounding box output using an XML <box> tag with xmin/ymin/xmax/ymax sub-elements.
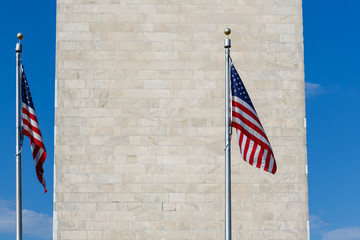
<box><xmin>231</xmin><ymin>63</ymin><xmax>255</xmax><ymax>110</ymax></box>
<box><xmin>21</xmin><ymin>66</ymin><xmax>35</xmax><ymax>109</ymax></box>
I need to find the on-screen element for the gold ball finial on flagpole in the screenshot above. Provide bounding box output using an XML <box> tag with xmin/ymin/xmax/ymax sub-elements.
<box><xmin>17</xmin><ymin>33</ymin><xmax>24</xmax><ymax>41</ymax></box>
<box><xmin>15</xmin><ymin>33</ymin><xmax>23</xmax><ymax>52</ymax></box>
<box><xmin>224</xmin><ymin>28</ymin><xmax>231</xmax><ymax>36</ymax></box>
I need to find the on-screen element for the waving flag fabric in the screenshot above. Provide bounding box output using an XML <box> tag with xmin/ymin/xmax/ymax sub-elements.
<box><xmin>21</xmin><ymin>65</ymin><xmax>47</xmax><ymax>192</ymax></box>
<box><xmin>230</xmin><ymin>61</ymin><xmax>277</xmax><ymax>174</ymax></box>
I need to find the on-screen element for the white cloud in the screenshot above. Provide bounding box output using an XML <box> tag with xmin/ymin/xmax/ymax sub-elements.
<box><xmin>322</xmin><ymin>227</ymin><xmax>360</xmax><ymax>240</ymax></box>
<box><xmin>0</xmin><ymin>199</ymin><xmax>52</xmax><ymax>239</ymax></box>
<box><xmin>310</xmin><ymin>215</ymin><xmax>329</xmax><ymax>230</ymax></box>
<box><xmin>310</xmin><ymin>215</ymin><xmax>360</xmax><ymax>240</ymax></box>
<box><xmin>23</xmin><ymin>209</ymin><xmax>52</xmax><ymax>239</ymax></box>
<box><xmin>305</xmin><ymin>82</ymin><xmax>326</xmax><ymax>98</ymax></box>
<box><xmin>0</xmin><ymin>199</ymin><xmax>15</xmax><ymax>234</ymax></box>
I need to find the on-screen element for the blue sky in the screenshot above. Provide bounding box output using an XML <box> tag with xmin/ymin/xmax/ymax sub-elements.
<box><xmin>304</xmin><ymin>0</ymin><xmax>360</xmax><ymax>239</ymax></box>
<box><xmin>0</xmin><ymin>1</ymin><xmax>359</xmax><ymax>240</ymax></box>
<box><xmin>0</xmin><ymin>1</ymin><xmax>55</xmax><ymax>240</ymax></box>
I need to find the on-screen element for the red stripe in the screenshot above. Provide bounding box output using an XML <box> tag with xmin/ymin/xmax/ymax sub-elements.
<box><xmin>35</xmin><ymin>158</ymin><xmax>47</xmax><ymax>193</ymax></box>
<box><xmin>249</xmin><ymin>143</ymin><xmax>257</xmax><ymax>165</ymax></box>
<box><xmin>243</xmin><ymin>138</ymin><xmax>250</xmax><ymax>162</ymax></box>
<box><xmin>271</xmin><ymin>159</ymin><xmax>277</xmax><ymax>174</ymax></box>
<box><xmin>263</xmin><ymin>151</ymin><xmax>271</xmax><ymax>172</ymax></box>
<box><xmin>256</xmin><ymin>148</ymin><xmax>264</xmax><ymax>169</ymax></box>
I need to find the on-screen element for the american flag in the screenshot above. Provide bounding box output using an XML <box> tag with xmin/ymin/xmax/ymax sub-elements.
<box><xmin>230</xmin><ymin>61</ymin><xmax>277</xmax><ymax>174</ymax></box>
<box><xmin>21</xmin><ymin>65</ymin><xmax>47</xmax><ymax>192</ymax></box>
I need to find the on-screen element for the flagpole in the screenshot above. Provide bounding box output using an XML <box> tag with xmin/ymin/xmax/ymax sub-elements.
<box><xmin>224</xmin><ymin>28</ymin><xmax>232</xmax><ymax>240</ymax></box>
<box><xmin>15</xmin><ymin>32</ymin><xmax>23</xmax><ymax>240</ymax></box>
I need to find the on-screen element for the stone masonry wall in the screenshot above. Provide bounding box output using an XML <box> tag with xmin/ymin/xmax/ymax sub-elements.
<box><xmin>54</xmin><ymin>0</ymin><xmax>308</xmax><ymax>239</ymax></box>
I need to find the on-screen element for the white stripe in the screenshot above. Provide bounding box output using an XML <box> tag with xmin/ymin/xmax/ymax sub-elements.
<box><xmin>31</xmin><ymin>142</ymin><xmax>44</xmax><ymax>166</ymax></box>
<box><xmin>240</xmin><ymin>132</ymin><xmax>247</xmax><ymax>157</ymax></box>
<box><xmin>236</xmin><ymin>130</ymin><xmax>248</xmax><ymax>161</ymax></box>
<box><xmin>232</xmin><ymin>116</ymin><xmax>271</xmax><ymax>148</ymax></box>
<box><xmin>246</xmin><ymin>139</ymin><xmax>254</xmax><ymax>162</ymax></box>
<box><xmin>268</xmin><ymin>155</ymin><xmax>274</xmax><ymax>173</ymax></box>
<box><xmin>23</xmin><ymin>124</ymin><xmax>44</xmax><ymax>143</ymax></box>
<box><xmin>22</xmin><ymin>112</ymin><xmax>39</xmax><ymax>129</ymax></box>
<box><xmin>252</xmin><ymin>144</ymin><xmax>261</xmax><ymax>167</ymax></box>
<box><xmin>35</xmin><ymin>148</ymin><xmax>44</xmax><ymax>165</ymax></box>
<box><xmin>260</xmin><ymin>149</ymin><xmax>268</xmax><ymax>170</ymax></box>
<box><xmin>22</xmin><ymin>102</ymin><xmax>36</xmax><ymax>116</ymax></box>
<box><xmin>31</xmin><ymin>143</ymin><xmax>39</xmax><ymax>165</ymax></box>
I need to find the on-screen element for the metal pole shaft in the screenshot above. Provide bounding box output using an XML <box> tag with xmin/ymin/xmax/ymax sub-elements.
<box><xmin>15</xmin><ymin>40</ymin><xmax>23</xmax><ymax>240</ymax></box>
<box><xmin>224</xmin><ymin>36</ymin><xmax>232</xmax><ymax>240</ymax></box>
